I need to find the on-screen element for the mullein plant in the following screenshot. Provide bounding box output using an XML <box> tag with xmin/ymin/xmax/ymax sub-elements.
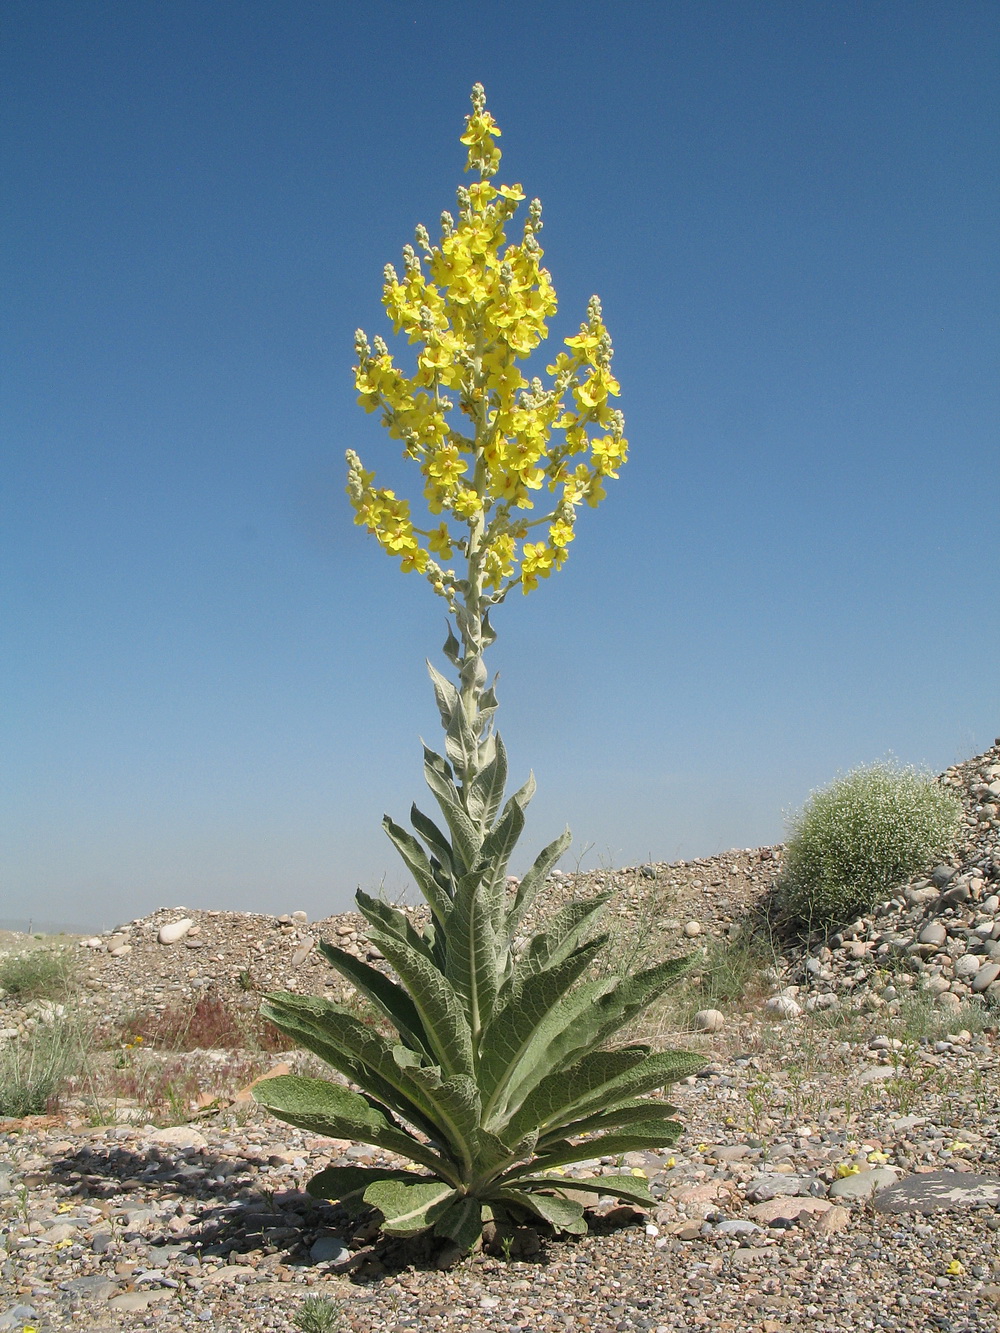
<box><xmin>253</xmin><ymin>84</ymin><xmax>703</xmax><ymax>1255</ymax></box>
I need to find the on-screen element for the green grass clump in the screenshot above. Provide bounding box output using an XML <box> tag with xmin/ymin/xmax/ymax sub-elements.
<box><xmin>0</xmin><ymin>948</ymin><xmax>76</xmax><ymax>1001</ymax></box>
<box><xmin>0</xmin><ymin>1019</ymin><xmax>88</xmax><ymax>1118</ymax></box>
<box><xmin>777</xmin><ymin>761</ymin><xmax>962</xmax><ymax>932</ymax></box>
<box><xmin>293</xmin><ymin>1295</ymin><xmax>343</xmax><ymax>1333</ymax></box>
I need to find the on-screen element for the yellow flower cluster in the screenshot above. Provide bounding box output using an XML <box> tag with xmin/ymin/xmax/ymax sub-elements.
<box><xmin>347</xmin><ymin>84</ymin><xmax>628</xmax><ymax>599</ymax></box>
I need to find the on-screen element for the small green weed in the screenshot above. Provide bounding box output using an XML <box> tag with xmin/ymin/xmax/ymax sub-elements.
<box><xmin>293</xmin><ymin>1294</ymin><xmax>343</xmax><ymax>1333</ymax></box>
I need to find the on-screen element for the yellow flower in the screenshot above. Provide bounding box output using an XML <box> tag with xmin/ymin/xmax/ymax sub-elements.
<box><xmin>946</xmin><ymin>1260</ymin><xmax>964</xmax><ymax>1276</ymax></box>
<box><xmin>949</xmin><ymin>1140</ymin><xmax>971</xmax><ymax>1151</ymax></box>
<box><xmin>866</xmin><ymin>1150</ymin><xmax>889</xmax><ymax>1164</ymax></box>
<box><xmin>836</xmin><ymin>1162</ymin><xmax>861</xmax><ymax>1178</ymax></box>
<box><xmin>630</xmin><ymin>1168</ymin><xmax>647</xmax><ymax>1178</ymax></box>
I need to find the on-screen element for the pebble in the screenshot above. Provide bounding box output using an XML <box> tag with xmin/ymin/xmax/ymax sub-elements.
<box><xmin>157</xmin><ymin>919</ymin><xmax>194</xmax><ymax>945</ymax></box>
<box><xmin>693</xmin><ymin>1008</ymin><xmax>725</xmax><ymax>1032</ymax></box>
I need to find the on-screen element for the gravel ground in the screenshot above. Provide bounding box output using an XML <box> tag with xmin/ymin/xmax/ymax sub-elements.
<box><xmin>2</xmin><ymin>741</ymin><xmax>999</xmax><ymax>1332</ymax></box>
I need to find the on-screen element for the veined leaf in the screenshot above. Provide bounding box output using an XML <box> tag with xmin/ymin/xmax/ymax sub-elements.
<box><xmin>445</xmin><ymin>692</ymin><xmax>479</xmax><ymax>777</ymax></box>
<box><xmin>364</xmin><ymin>927</ymin><xmax>475</xmax><ymax>1079</ymax></box>
<box><xmin>542</xmin><ymin>1098</ymin><xmax>681</xmax><ymax>1145</ymax></box>
<box><xmin>251</xmin><ymin>1075</ymin><xmax>457</xmax><ymax>1180</ymax></box>
<box><xmin>509</xmin><ymin>894</ymin><xmax>611</xmax><ymax>991</ymax></box>
<box><xmin>260</xmin><ymin>992</ymin><xmax>436</xmax><ymax>1137</ymax></box>
<box><xmin>504</xmin><ymin>1045</ymin><xmax>650</xmax><ymax>1141</ymax></box>
<box><xmin>316</xmin><ymin>938</ymin><xmax>430</xmax><ymax>1056</ymax></box>
<box><xmin>423</xmin><ymin>745</ymin><xmax>482</xmax><ymax>871</ymax></box>
<box><xmin>306</xmin><ymin>1165</ymin><xmax>418</xmax><ymax>1203</ymax></box>
<box><xmin>509</xmin><ymin>1047</ymin><xmax>704</xmax><ymax>1142</ymax></box>
<box><xmin>432</xmin><ymin>1194</ymin><xmax>484</xmax><ymax>1253</ymax></box>
<box><xmin>260</xmin><ymin>992</ymin><xmax>480</xmax><ymax>1164</ymax></box>
<box><xmin>382</xmin><ymin>817</ymin><xmax>453</xmax><ymax>926</ymax></box>
<box><xmin>426</xmin><ymin>659</ymin><xmax>460</xmax><ymax>733</ymax></box>
<box><xmin>354</xmin><ymin>889</ymin><xmax>434</xmax><ymax>962</ymax></box>
<box><xmin>494</xmin><ymin>1187</ymin><xmax>586</xmax><ymax>1234</ymax></box>
<box><xmin>478</xmin><ymin>939</ymin><xmax>608</xmax><ymax>1124</ymax></box>
<box><xmin>507</xmin><ymin>1173</ymin><xmax>655</xmax><ymax>1208</ymax></box>
<box><xmin>465</xmin><ymin>731</ymin><xmax>507</xmax><ymax>830</ymax></box>
<box><xmin>505</xmin><ymin>828</ymin><xmax>572</xmax><ymax>939</ymax></box>
<box><xmin>364</xmin><ymin>1178</ymin><xmax>456</xmax><ymax>1236</ymax></box>
<box><xmin>409</xmin><ymin>804</ymin><xmax>454</xmax><ymax>874</ymax></box>
<box><xmin>445</xmin><ymin>872</ymin><xmax>498</xmax><ymax>1045</ymax></box>
<box><xmin>441</xmin><ymin>621</ymin><xmax>462</xmax><ymax>668</ymax></box>
<box><xmin>525</xmin><ymin>1120</ymin><xmax>684</xmax><ymax>1173</ymax></box>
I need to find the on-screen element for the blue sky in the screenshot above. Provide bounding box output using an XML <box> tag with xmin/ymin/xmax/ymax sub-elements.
<box><xmin>3</xmin><ymin>1</ymin><xmax>997</xmax><ymax>931</ymax></box>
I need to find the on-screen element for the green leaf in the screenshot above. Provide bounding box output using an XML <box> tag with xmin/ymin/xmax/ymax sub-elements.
<box><xmin>504</xmin><ymin>1045</ymin><xmax>650</xmax><ymax>1141</ymax></box>
<box><xmin>526</xmin><ymin>1121</ymin><xmax>684</xmax><ymax>1174</ymax></box>
<box><xmin>432</xmin><ymin>1194</ymin><xmax>484</xmax><ymax>1253</ymax></box>
<box><xmin>478</xmin><ymin>938</ymin><xmax>608</xmax><ymax>1124</ymax></box>
<box><xmin>511</xmin><ymin>1047</ymin><xmax>704</xmax><ymax>1142</ymax></box>
<box><xmin>442</xmin><ymin>621</ymin><xmax>462</xmax><ymax>668</ymax></box>
<box><xmin>260</xmin><ymin>991</ymin><xmax>480</xmax><ymax>1161</ymax></box>
<box><xmin>251</xmin><ymin>1075</ymin><xmax>456</xmax><ymax>1178</ymax></box>
<box><xmin>505</xmin><ymin>828</ymin><xmax>572</xmax><ymax>939</ymax></box>
<box><xmin>543</xmin><ymin>1099</ymin><xmax>682</xmax><ymax>1144</ymax></box>
<box><xmin>509</xmin><ymin>894</ymin><xmax>611</xmax><ymax>991</ymax></box>
<box><xmin>363</xmin><ymin>1178</ymin><xmax>456</xmax><ymax>1236</ymax></box>
<box><xmin>494</xmin><ymin>1187</ymin><xmax>587</xmax><ymax>1234</ymax></box>
<box><xmin>426</xmin><ymin>660</ymin><xmax>460</xmax><ymax>733</ymax></box>
<box><xmin>409</xmin><ymin>803</ymin><xmax>457</xmax><ymax>886</ymax></box>
<box><xmin>465</xmin><ymin>731</ymin><xmax>507</xmax><ymax>830</ymax></box>
<box><xmin>444</xmin><ymin>872</ymin><xmax>498</xmax><ymax>1044</ymax></box>
<box><xmin>363</xmin><ymin>927</ymin><xmax>475</xmax><ymax>1079</ymax></box>
<box><xmin>381</xmin><ymin>816</ymin><xmax>453</xmax><ymax>926</ymax></box>
<box><xmin>423</xmin><ymin>745</ymin><xmax>482</xmax><ymax>871</ymax></box>
<box><xmin>444</xmin><ymin>694</ymin><xmax>479</xmax><ymax>778</ymax></box>
<box><xmin>316</xmin><ymin>938</ymin><xmax>430</xmax><ymax>1056</ymax></box>
<box><xmin>508</xmin><ymin>1173</ymin><xmax>655</xmax><ymax>1207</ymax></box>
<box><xmin>306</xmin><ymin>1165</ymin><xmax>417</xmax><ymax>1203</ymax></box>
<box><xmin>354</xmin><ymin>889</ymin><xmax>433</xmax><ymax>961</ymax></box>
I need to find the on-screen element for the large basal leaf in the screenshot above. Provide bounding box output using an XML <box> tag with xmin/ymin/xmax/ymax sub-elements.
<box><xmin>503</xmin><ymin>1045</ymin><xmax>650</xmax><ymax>1141</ymax></box>
<box><xmin>381</xmin><ymin>816</ymin><xmax>454</xmax><ymax>926</ymax></box>
<box><xmin>511</xmin><ymin>1047</ymin><xmax>705</xmax><ymax>1141</ymax></box>
<box><xmin>306</xmin><ymin>1164</ymin><xmax>418</xmax><ymax>1203</ymax></box>
<box><xmin>316</xmin><ymin>938</ymin><xmax>430</xmax><ymax>1057</ymax></box>
<box><xmin>494</xmin><ymin>1187</ymin><xmax>587</xmax><ymax>1235</ymax></box>
<box><xmin>260</xmin><ymin>991</ymin><xmax>481</xmax><ymax>1161</ymax></box>
<box><xmin>507</xmin><ymin>1173</ymin><xmax>656</xmax><ymax>1208</ymax></box>
<box><xmin>364</xmin><ymin>927</ymin><xmax>475</xmax><ymax>1079</ymax></box>
<box><xmin>363</xmin><ymin>1177</ymin><xmax>456</xmax><ymax>1236</ymax></box>
<box><xmin>542</xmin><ymin>1099</ymin><xmax>681</xmax><ymax>1146</ymax></box>
<box><xmin>260</xmin><ymin>992</ymin><xmax>436</xmax><ymax>1137</ymax></box>
<box><xmin>524</xmin><ymin>1120</ymin><xmax>684</xmax><ymax>1174</ymax></box>
<box><xmin>478</xmin><ymin>940</ymin><xmax>608</xmax><ymax>1124</ymax></box>
<box><xmin>250</xmin><ymin>1075</ymin><xmax>455</xmax><ymax>1178</ymax></box>
<box><xmin>504</xmin><ymin>828</ymin><xmax>573</xmax><ymax>940</ymax></box>
<box><xmin>432</xmin><ymin>1194</ymin><xmax>484</xmax><ymax>1252</ymax></box>
<box><xmin>531</xmin><ymin>956</ymin><xmax>696</xmax><ymax>1084</ymax></box>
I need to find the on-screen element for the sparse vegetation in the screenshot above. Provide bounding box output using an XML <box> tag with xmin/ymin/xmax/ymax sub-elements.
<box><xmin>0</xmin><ymin>1016</ymin><xmax>88</xmax><ymax>1118</ymax></box>
<box><xmin>0</xmin><ymin>947</ymin><xmax>76</xmax><ymax>1001</ymax></box>
<box><xmin>118</xmin><ymin>988</ymin><xmax>296</xmax><ymax>1053</ymax></box>
<box><xmin>776</xmin><ymin>761</ymin><xmax>963</xmax><ymax>931</ymax></box>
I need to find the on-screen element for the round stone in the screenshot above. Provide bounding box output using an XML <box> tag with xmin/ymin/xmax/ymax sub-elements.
<box><xmin>764</xmin><ymin>994</ymin><xmax>802</xmax><ymax>1020</ymax></box>
<box><xmin>954</xmin><ymin>955</ymin><xmax>983</xmax><ymax>980</ymax></box>
<box><xmin>683</xmin><ymin>920</ymin><xmax>702</xmax><ymax>937</ymax></box>
<box><xmin>693</xmin><ymin>1008</ymin><xmax>725</xmax><ymax>1032</ymax></box>
<box><xmin>918</xmin><ymin>922</ymin><xmax>947</xmax><ymax>946</ymax></box>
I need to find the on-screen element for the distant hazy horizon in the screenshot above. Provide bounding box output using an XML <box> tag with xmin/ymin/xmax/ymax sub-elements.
<box><xmin>4</xmin><ymin>2</ymin><xmax>997</xmax><ymax>932</ymax></box>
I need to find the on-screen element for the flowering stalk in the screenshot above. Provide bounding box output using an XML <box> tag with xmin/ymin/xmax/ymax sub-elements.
<box><xmin>346</xmin><ymin>82</ymin><xmax>627</xmax><ymax>810</ymax></box>
<box><xmin>253</xmin><ymin>85</ymin><xmax>699</xmax><ymax>1261</ymax></box>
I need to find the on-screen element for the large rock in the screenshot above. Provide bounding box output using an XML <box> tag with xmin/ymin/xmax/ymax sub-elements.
<box><xmin>157</xmin><ymin>919</ymin><xmax>194</xmax><ymax>945</ymax></box>
<box><xmin>873</xmin><ymin>1171</ymin><xmax>1000</xmax><ymax>1214</ymax></box>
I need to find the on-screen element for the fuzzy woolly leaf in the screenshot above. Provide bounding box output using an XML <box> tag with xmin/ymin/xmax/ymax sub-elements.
<box><xmin>527</xmin><ymin>1120</ymin><xmax>684</xmax><ymax>1173</ymax></box>
<box><xmin>432</xmin><ymin>1194</ymin><xmax>484</xmax><ymax>1252</ymax></box>
<box><xmin>505</xmin><ymin>828</ymin><xmax>572</xmax><ymax>939</ymax></box>
<box><xmin>381</xmin><ymin>817</ymin><xmax>453</xmax><ymax>926</ymax></box>
<box><xmin>316</xmin><ymin>938</ymin><xmax>430</xmax><ymax>1056</ymax></box>
<box><xmin>364</xmin><ymin>1178</ymin><xmax>456</xmax><ymax>1235</ymax></box>
<box><xmin>250</xmin><ymin>1075</ymin><xmax>453</xmax><ymax>1176</ymax></box>
<box><xmin>423</xmin><ymin>745</ymin><xmax>482</xmax><ymax>871</ymax></box>
<box><xmin>306</xmin><ymin>1165</ymin><xmax>417</xmax><ymax>1202</ymax></box>
<box><xmin>509</xmin><ymin>1173</ymin><xmax>655</xmax><ymax>1207</ymax></box>
<box><xmin>495</xmin><ymin>1187</ymin><xmax>587</xmax><ymax>1234</ymax></box>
